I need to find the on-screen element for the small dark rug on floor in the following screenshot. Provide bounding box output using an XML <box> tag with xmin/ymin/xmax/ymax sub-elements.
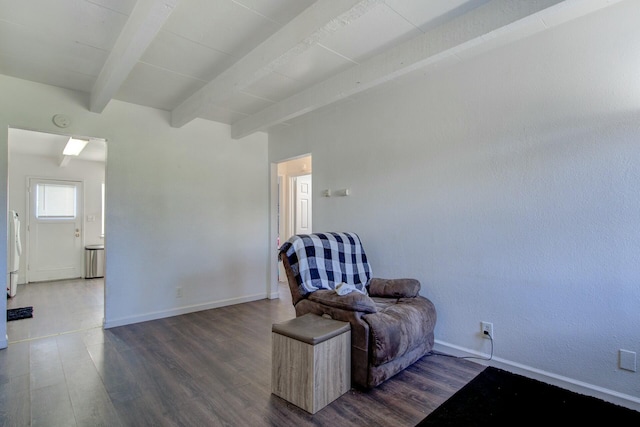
<box><xmin>7</xmin><ymin>306</ymin><xmax>33</xmax><ymax>321</ymax></box>
<box><xmin>418</xmin><ymin>366</ymin><xmax>640</xmax><ymax>426</ymax></box>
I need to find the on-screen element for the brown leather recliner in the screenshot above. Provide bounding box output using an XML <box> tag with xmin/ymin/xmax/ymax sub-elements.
<box><xmin>278</xmin><ymin>232</ymin><xmax>437</xmax><ymax>390</ymax></box>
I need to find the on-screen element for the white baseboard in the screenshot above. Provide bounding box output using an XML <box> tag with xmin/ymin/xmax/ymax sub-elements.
<box><xmin>434</xmin><ymin>340</ymin><xmax>640</xmax><ymax>412</ymax></box>
<box><xmin>103</xmin><ymin>293</ymin><xmax>267</xmax><ymax>329</ymax></box>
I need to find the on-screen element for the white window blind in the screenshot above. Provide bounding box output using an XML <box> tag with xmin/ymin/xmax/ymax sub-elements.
<box><xmin>36</xmin><ymin>183</ymin><xmax>77</xmax><ymax>218</ymax></box>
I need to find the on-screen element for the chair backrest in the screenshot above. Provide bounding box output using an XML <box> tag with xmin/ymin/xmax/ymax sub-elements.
<box><xmin>279</xmin><ymin>251</ymin><xmax>307</xmax><ymax>305</ymax></box>
<box><xmin>278</xmin><ymin>232</ymin><xmax>371</xmax><ymax>304</ymax></box>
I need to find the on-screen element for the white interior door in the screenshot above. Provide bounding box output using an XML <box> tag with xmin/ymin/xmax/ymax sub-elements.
<box><xmin>28</xmin><ymin>178</ymin><xmax>84</xmax><ymax>282</ymax></box>
<box><xmin>294</xmin><ymin>174</ymin><xmax>312</xmax><ymax>234</ymax></box>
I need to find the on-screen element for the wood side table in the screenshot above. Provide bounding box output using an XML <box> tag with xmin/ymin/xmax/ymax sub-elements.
<box><xmin>271</xmin><ymin>313</ymin><xmax>351</xmax><ymax>414</ymax></box>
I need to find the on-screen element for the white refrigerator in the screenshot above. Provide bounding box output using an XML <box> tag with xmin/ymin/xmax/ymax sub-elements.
<box><xmin>8</xmin><ymin>210</ymin><xmax>21</xmax><ymax>297</ymax></box>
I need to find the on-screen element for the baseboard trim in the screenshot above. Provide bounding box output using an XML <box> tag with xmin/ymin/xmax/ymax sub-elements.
<box><xmin>433</xmin><ymin>340</ymin><xmax>640</xmax><ymax>412</ymax></box>
<box><xmin>103</xmin><ymin>293</ymin><xmax>267</xmax><ymax>329</ymax></box>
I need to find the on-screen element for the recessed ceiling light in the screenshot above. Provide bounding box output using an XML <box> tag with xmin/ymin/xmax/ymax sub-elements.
<box><xmin>63</xmin><ymin>137</ymin><xmax>89</xmax><ymax>156</ymax></box>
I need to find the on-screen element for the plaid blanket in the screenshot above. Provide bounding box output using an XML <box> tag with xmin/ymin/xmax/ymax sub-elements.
<box><xmin>279</xmin><ymin>232</ymin><xmax>371</xmax><ymax>296</ymax></box>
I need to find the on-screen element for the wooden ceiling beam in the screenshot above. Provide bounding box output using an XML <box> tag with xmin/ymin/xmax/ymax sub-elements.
<box><xmin>230</xmin><ymin>0</ymin><xmax>622</xmax><ymax>139</ymax></box>
<box><xmin>90</xmin><ymin>0</ymin><xmax>180</xmax><ymax>113</ymax></box>
<box><xmin>170</xmin><ymin>0</ymin><xmax>383</xmax><ymax>128</ymax></box>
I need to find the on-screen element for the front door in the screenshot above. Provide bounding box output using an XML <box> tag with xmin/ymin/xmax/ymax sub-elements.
<box><xmin>27</xmin><ymin>178</ymin><xmax>84</xmax><ymax>282</ymax></box>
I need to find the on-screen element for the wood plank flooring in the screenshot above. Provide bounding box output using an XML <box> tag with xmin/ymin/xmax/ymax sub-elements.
<box><xmin>7</xmin><ymin>278</ymin><xmax>104</xmax><ymax>342</ymax></box>
<box><xmin>2</xmin><ymin>280</ymin><xmax>485</xmax><ymax>426</ymax></box>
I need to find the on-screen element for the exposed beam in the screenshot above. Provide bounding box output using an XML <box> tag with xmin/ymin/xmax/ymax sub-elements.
<box><xmin>90</xmin><ymin>0</ymin><xmax>180</xmax><ymax>113</ymax></box>
<box><xmin>170</xmin><ymin>0</ymin><xmax>382</xmax><ymax>128</ymax></box>
<box><xmin>59</xmin><ymin>155</ymin><xmax>71</xmax><ymax>168</ymax></box>
<box><xmin>230</xmin><ymin>0</ymin><xmax>621</xmax><ymax>139</ymax></box>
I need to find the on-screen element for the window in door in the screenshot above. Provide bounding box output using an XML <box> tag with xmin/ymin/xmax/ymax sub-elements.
<box><xmin>36</xmin><ymin>183</ymin><xmax>77</xmax><ymax>218</ymax></box>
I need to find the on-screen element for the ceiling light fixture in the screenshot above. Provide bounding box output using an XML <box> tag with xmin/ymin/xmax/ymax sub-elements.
<box><xmin>63</xmin><ymin>137</ymin><xmax>89</xmax><ymax>156</ymax></box>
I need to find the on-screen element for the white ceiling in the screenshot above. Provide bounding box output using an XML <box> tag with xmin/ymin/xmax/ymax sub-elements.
<box><xmin>0</xmin><ymin>0</ymin><xmax>625</xmax><ymax>154</ymax></box>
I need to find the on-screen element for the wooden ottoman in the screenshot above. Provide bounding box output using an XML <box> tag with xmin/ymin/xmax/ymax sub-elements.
<box><xmin>271</xmin><ymin>313</ymin><xmax>351</xmax><ymax>414</ymax></box>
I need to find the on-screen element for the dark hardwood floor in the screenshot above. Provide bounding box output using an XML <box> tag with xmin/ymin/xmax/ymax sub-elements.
<box><xmin>1</xmin><ymin>280</ymin><xmax>485</xmax><ymax>426</ymax></box>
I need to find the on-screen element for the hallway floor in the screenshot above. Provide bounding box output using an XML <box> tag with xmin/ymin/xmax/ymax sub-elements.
<box><xmin>6</xmin><ymin>278</ymin><xmax>104</xmax><ymax>343</ymax></box>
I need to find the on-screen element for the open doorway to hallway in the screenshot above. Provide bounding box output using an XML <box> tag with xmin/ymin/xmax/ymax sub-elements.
<box><xmin>6</xmin><ymin>128</ymin><xmax>106</xmax><ymax>343</ymax></box>
<box><xmin>276</xmin><ymin>155</ymin><xmax>312</xmax><ymax>283</ymax></box>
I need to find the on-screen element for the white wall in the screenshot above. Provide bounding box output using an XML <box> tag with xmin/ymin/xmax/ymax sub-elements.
<box><xmin>0</xmin><ymin>124</ymin><xmax>7</xmax><ymax>347</ymax></box>
<box><xmin>8</xmin><ymin>152</ymin><xmax>105</xmax><ymax>283</ymax></box>
<box><xmin>269</xmin><ymin>1</ymin><xmax>640</xmax><ymax>408</ymax></box>
<box><xmin>0</xmin><ymin>74</ymin><xmax>269</xmax><ymax>339</ymax></box>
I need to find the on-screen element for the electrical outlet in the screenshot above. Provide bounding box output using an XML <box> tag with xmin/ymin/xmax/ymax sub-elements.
<box><xmin>481</xmin><ymin>321</ymin><xmax>493</xmax><ymax>339</ymax></box>
<box><xmin>176</xmin><ymin>287</ymin><xmax>183</xmax><ymax>298</ymax></box>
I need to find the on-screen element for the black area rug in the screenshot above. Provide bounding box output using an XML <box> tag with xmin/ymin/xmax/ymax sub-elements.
<box><xmin>7</xmin><ymin>306</ymin><xmax>33</xmax><ymax>321</ymax></box>
<box><xmin>417</xmin><ymin>366</ymin><xmax>640</xmax><ymax>426</ymax></box>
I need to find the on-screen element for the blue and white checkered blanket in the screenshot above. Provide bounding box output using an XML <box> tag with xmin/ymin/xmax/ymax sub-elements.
<box><xmin>279</xmin><ymin>232</ymin><xmax>372</xmax><ymax>296</ymax></box>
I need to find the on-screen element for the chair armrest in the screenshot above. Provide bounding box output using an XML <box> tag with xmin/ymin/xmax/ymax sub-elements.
<box><xmin>308</xmin><ymin>290</ymin><xmax>377</xmax><ymax>313</ymax></box>
<box><xmin>368</xmin><ymin>278</ymin><xmax>421</xmax><ymax>298</ymax></box>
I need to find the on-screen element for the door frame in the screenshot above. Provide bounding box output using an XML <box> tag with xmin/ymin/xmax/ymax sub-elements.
<box><xmin>270</xmin><ymin>155</ymin><xmax>312</xmax><ymax>300</ymax></box>
<box><xmin>2</xmin><ymin>125</ymin><xmax>108</xmax><ymax>350</ymax></box>
<box><xmin>288</xmin><ymin>175</ymin><xmax>295</xmax><ymax>239</ymax></box>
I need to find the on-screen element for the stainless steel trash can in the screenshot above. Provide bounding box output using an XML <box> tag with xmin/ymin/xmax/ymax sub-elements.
<box><xmin>85</xmin><ymin>244</ymin><xmax>105</xmax><ymax>278</ymax></box>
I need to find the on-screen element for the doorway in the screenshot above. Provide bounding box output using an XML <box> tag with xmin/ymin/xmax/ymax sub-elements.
<box><xmin>275</xmin><ymin>155</ymin><xmax>312</xmax><ymax>287</ymax></box>
<box><xmin>6</xmin><ymin>127</ymin><xmax>106</xmax><ymax>343</ymax></box>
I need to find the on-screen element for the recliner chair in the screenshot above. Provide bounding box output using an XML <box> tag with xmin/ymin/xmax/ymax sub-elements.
<box><xmin>279</xmin><ymin>231</ymin><xmax>437</xmax><ymax>389</ymax></box>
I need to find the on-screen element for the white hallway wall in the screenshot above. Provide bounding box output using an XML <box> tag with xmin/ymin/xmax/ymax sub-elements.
<box><xmin>8</xmin><ymin>152</ymin><xmax>105</xmax><ymax>283</ymax></box>
<box><xmin>269</xmin><ymin>1</ymin><xmax>640</xmax><ymax>408</ymax></box>
<box><xmin>0</xmin><ymin>74</ymin><xmax>269</xmax><ymax>345</ymax></box>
